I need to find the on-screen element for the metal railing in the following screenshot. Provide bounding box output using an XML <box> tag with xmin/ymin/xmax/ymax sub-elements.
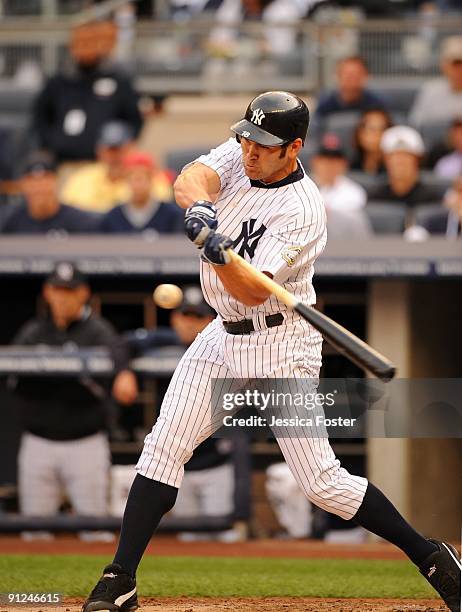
<box><xmin>0</xmin><ymin>16</ymin><xmax>461</xmax><ymax>94</ymax></box>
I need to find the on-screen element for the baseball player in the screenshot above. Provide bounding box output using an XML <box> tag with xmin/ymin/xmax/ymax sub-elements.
<box><xmin>83</xmin><ymin>92</ymin><xmax>460</xmax><ymax>612</ymax></box>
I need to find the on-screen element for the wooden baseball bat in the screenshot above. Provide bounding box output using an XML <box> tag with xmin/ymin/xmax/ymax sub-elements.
<box><xmin>227</xmin><ymin>250</ymin><xmax>396</xmax><ymax>382</ymax></box>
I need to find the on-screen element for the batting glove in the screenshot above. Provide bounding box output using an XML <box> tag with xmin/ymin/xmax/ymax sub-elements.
<box><xmin>201</xmin><ymin>232</ymin><xmax>233</xmax><ymax>266</ymax></box>
<box><xmin>184</xmin><ymin>200</ymin><xmax>218</xmax><ymax>248</ymax></box>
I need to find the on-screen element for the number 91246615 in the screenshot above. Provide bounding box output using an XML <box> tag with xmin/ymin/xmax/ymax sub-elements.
<box><xmin>0</xmin><ymin>593</ymin><xmax>61</xmax><ymax>605</ymax></box>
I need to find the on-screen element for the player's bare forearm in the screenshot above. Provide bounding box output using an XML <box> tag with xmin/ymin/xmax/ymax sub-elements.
<box><xmin>214</xmin><ymin>261</ymin><xmax>272</xmax><ymax>307</ymax></box>
<box><xmin>173</xmin><ymin>163</ymin><xmax>221</xmax><ymax>209</ymax></box>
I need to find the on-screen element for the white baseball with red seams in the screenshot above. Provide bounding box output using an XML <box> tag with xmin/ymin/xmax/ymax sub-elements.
<box><xmin>137</xmin><ymin>138</ymin><xmax>368</xmax><ymax>520</ymax></box>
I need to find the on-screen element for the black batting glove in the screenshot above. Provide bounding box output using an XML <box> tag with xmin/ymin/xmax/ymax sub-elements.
<box><xmin>184</xmin><ymin>200</ymin><xmax>218</xmax><ymax>248</ymax></box>
<box><xmin>201</xmin><ymin>232</ymin><xmax>233</xmax><ymax>266</ymax></box>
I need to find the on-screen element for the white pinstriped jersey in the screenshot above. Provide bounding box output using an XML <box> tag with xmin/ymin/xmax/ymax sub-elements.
<box><xmin>193</xmin><ymin>138</ymin><xmax>327</xmax><ymax>321</ymax></box>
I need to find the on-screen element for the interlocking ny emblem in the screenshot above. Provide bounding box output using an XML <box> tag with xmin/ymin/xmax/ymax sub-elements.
<box><xmin>250</xmin><ymin>108</ymin><xmax>265</xmax><ymax>126</ymax></box>
<box><xmin>232</xmin><ymin>219</ymin><xmax>267</xmax><ymax>258</ymax></box>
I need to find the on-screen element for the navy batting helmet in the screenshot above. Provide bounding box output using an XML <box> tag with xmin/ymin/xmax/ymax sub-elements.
<box><xmin>230</xmin><ymin>91</ymin><xmax>310</xmax><ymax>147</ymax></box>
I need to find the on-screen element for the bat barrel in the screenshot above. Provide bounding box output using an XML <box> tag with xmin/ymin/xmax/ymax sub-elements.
<box><xmin>295</xmin><ymin>303</ymin><xmax>396</xmax><ymax>382</ymax></box>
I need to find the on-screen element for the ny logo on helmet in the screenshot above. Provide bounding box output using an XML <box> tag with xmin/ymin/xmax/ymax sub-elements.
<box><xmin>250</xmin><ymin>108</ymin><xmax>265</xmax><ymax>126</ymax></box>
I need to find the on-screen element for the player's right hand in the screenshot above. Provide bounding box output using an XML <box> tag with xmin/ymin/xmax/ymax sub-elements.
<box><xmin>184</xmin><ymin>200</ymin><xmax>218</xmax><ymax>248</ymax></box>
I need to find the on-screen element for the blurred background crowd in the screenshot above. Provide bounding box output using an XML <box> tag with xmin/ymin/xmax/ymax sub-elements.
<box><xmin>0</xmin><ymin>0</ymin><xmax>461</xmax><ymax>544</ymax></box>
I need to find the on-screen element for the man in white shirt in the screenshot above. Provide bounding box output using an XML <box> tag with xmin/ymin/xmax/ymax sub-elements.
<box><xmin>310</xmin><ymin>133</ymin><xmax>371</xmax><ymax>237</ymax></box>
<box><xmin>409</xmin><ymin>36</ymin><xmax>462</xmax><ymax>127</ymax></box>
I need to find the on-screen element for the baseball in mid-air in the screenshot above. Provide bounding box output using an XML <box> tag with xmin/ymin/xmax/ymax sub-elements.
<box><xmin>153</xmin><ymin>284</ymin><xmax>183</xmax><ymax>309</ymax></box>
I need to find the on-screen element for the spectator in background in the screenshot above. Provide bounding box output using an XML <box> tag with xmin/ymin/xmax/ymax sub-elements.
<box><xmin>61</xmin><ymin>122</ymin><xmax>172</xmax><ymax>212</ymax></box>
<box><xmin>32</xmin><ymin>20</ymin><xmax>142</xmax><ymax>162</ymax></box>
<box><xmin>409</xmin><ymin>36</ymin><xmax>462</xmax><ymax>126</ymax></box>
<box><xmin>350</xmin><ymin>109</ymin><xmax>393</xmax><ymax>175</ymax></box>
<box><xmin>434</xmin><ymin>118</ymin><xmax>462</xmax><ymax>179</ymax></box>
<box><xmin>310</xmin><ymin>134</ymin><xmax>371</xmax><ymax>237</ymax></box>
<box><xmin>208</xmin><ymin>0</ymin><xmax>309</xmax><ymax>58</ymax></box>
<box><xmin>369</xmin><ymin>125</ymin><xmax>443</xmax><ymax>207</ymax></box>
<box><xmin>420</xmin><ymin>175</ymin><xmax>462</xmax><ymax>236</ymax></box>
<box><xmin>10</xmin><ymin>262</ymin><xmax>138</xmax><ymax>537</ymax></box>
<box><xmin>99</xmin><ymin>151</ymin><xmax>183</xmax><ymax>234</ymax></box>
<box><xmin>314</xmin><ymin>57</ymin><xmax>387</xmax><ymax>123</ymax></box>
<box><xmin>1</xmin><ymin>155</ymin><xmax>100</xmax><ymax>234</ymax></box>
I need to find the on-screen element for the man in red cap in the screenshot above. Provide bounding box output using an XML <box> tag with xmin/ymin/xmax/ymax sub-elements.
<box><xmin>99</xmin><ymin>151</ymin><xmax>184</xmax><ymax>234</ymax></box>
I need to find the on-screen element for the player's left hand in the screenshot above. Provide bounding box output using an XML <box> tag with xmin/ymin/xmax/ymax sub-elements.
<box><xmin>202</xmin><ymin>232</ymin><xmax>233</xmax><ymax>266</ymax></box>
<box><xmin>184</xmin><ymin>200</ymin><xmax>218</xmax><ymax>247</ymax></box>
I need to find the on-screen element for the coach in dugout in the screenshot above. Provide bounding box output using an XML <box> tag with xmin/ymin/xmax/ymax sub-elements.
<box><xmin>9</xmin><ymin>262</ymin><xmax>138</xmax><ymax>534</ymax></box>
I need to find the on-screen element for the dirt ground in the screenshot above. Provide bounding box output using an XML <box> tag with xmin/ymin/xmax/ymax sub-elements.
<box><xmin>0</xmin><ymin>537</ymin><xmax>451</xmax><ymax>612</ymax></box>
<box><xmin>0</xmin><ymin>535</ymin><xmax>408</xmax><ymax>560</ymax></box>
<box><xmin>5</xmin><ymin>597</ymin><xmax>446</xmax><ymax>612</ymax></box>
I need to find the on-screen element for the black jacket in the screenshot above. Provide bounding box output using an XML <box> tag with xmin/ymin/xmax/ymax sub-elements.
<box><xmin>33</xmin><ymin>63</ymin><xmax>142</xmax><ymax>161</ymax></box>
<box><xmin>11</xmin><ymin>309</ymin><xmax>129</xmax><ymax>441</ymax></box>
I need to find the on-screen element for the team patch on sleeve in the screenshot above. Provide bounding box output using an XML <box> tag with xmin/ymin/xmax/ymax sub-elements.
<box><xmin>281</xmin><ymin>245</ymin><xmax>303</xmax><ymax>267</ymax></box>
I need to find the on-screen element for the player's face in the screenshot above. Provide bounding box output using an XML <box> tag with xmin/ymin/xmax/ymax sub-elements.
<box><xmin>126</xmin><ymin>166</ymin><xmax>153</xmax><ymax>206</ymax></box>
<box><xmin>451</xmin><ymin>124</ymin><xmax>462</xmax><ymax>152</ymax></box>
<box><xmin>98</xmin><ymin>144</ymin><xmax>132</xmax><ymax>175</ymax></box>
<box><xmin>70</xmin><ymin>22</ymin><xmax>116</xmax><ymax>67</ymax></box>
<box><xmin>171</xmin><ymin>311</ymin><xmax>214</xmax><ymax>345</ymax></box>
<box><xmin>240</xmin><ymin>137</ymin><xmax>301</xmax><ymax>183</ymax></box>
<box><xmin>43</xmin><ymin>284</ymin><xmax>90</xmax><ymax>329</ymax></box>
<box><xmin>384</xmin><ymin>151</ymin><xmax>419</xmax><ymax>181</ymax></box>
<box><xmin>442</xmin><ymin>59</ymin><xmax>462</xmax><ymax>90</ymax></box>
<box><xmin>21</xmin><ymin>172</ymin><xmax>59</xmax><ymax>218</ymax></box>
<box><xmin>311</xmin><ymin>155</ymin><xmax>347</xmax><ymax>186</ymax></box>
<box><xmin>337</xmin><ymin>60</ymin><xmax>368</xmax><ymax>100</ymax></box>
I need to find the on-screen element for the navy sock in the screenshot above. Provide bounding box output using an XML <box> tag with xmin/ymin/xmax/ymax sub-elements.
<box><xmin>354</xmin><ymin>482</ymin><xmax>437</xmax><ymax>566</ymax></box>
<box><xmin>113</xmin><ymin>473</ymin><xmax>178</xmax><ymax>577</ymax></box>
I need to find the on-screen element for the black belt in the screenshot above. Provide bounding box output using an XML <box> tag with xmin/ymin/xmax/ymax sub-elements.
<box><xmin>223</xmin><ymin>313</ymin><xmax>284</xmax><ymax>335</ymax></box>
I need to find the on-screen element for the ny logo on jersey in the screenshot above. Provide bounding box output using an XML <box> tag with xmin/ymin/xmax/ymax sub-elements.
<box><xmin>232</xmin><ymin>219</ymin><xmax>267</xmax><ymax>258</ymax></box>
<box><xmin>250</xmin><ymin>108</ymin><xmax>265</xmax><ymax>126</ymax></box>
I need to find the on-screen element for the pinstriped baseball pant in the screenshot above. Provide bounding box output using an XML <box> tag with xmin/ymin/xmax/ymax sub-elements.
<box><xmin>137</xmin><ymin>316</ymin><xmax>368</xmax><ymax>520</ymax></box>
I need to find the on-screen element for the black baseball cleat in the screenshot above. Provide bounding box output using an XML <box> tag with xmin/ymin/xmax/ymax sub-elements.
<box><xmin>82</xmin><ymin>563</ymin><xmax>138</xmax><ymax>612</ymax></box>
<box><xmin>419</xmin><ymin>539</ymin><xmax>461</xmax><ymax>612</ymax></box>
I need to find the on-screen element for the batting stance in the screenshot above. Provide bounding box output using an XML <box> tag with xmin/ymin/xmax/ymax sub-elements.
<box><xmin>83</xmin><ymin>92</ymin><xmax>460</xmax><ymax>612</ymax></box>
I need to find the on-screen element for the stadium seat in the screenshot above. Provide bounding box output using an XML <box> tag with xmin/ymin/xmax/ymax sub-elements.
<box><xmin>419</xmin><ymin>120</ymin><xmax>452</xmax><ymax>152</ymax></box>
<box><xmin>165</xmin><ymin>146</ymin><xmax>216</xmax><ymax>176</ymax></box>
<box><xmin>413</xmin><ymin>203</ymin><xmax>446</xmax><ymax>229</ymax></box>
<box><xmin>323</xmin><ymin>112</ymin><xmax>361</xmax><ymax>159</ymax></box>
<box><xmin>0</xmin><ymin>115</ymin><xmax>31</xmax><ymax>179</ymax></box>
<box><xmin>420</xmin><ymin>171</ymin><xmax>451</xmax><ymax>199</ymax></box>
<box><xmin>366</xmin><ymin>202</ymin><xmax>408</xmax><ymax>234</ymax></box>
<box><xmin>347</xmin><ymin>171</ymin><xmax>387</xmax><ymax>192</ymax></box>
<box><xmin>372</xmin><ymin>84</ymin><xmax>418</xmax><ymax>116</ymax></box>
<box><xmin>0</xmin><ymin>87</ymin><xmax>36</xmax><ymax>114</ymax></box>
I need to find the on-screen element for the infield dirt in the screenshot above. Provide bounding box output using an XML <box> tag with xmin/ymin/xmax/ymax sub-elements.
<box><xmin>8</xmin><ymin>597</ymin><xmax>446</xmax><ymax>612</ymax></box>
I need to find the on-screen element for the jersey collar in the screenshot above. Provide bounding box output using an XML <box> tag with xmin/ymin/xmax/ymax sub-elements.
<box><xmin>249</xmin><ymin>160</ymin><xmax>304</xmax><ymax>189</ymax></box>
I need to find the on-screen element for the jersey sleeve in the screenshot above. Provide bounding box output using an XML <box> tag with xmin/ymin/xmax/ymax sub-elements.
<box><xmin>251</xmin><ymin>185</ymin><xmax>327</xmax><ymax>284</ymax></box>
<box><xmin>189</xmin><ymin>138</ymin><xmax>241</xmax><ymax>191</ymax></box>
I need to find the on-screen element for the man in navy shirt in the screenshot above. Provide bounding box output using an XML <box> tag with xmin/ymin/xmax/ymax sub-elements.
<box><xmin>1</xmin><ymin>157</ymin><xmax>100</xmax><ymax>234</ymax></box>
<box><xmin>99</xmin><ymin>151</ymin><xmax>183</xmax><ymax>234</ymax></box>
<box><xmin>32</xmin><ymin>20</ymin><xmax>142</xmax><ymax>162</ymax></box>
<box><xmin>314</xmin><ymin>56</ymin><xmax>387</xmax><ymax>123</ymax></box>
